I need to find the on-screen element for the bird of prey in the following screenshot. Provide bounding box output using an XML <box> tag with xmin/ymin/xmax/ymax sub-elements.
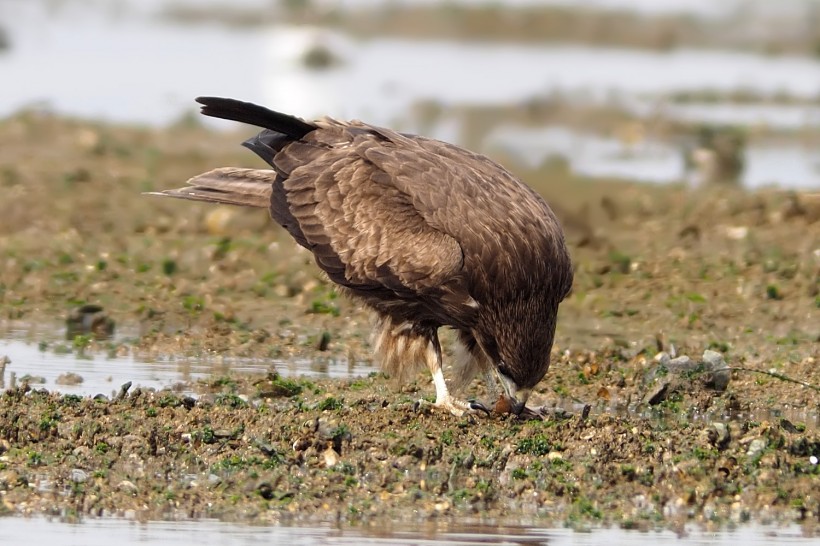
<box><xmin>151</xmin><ymin>97</ymin><xmax>573</xmax><ymax>417</ymax></box>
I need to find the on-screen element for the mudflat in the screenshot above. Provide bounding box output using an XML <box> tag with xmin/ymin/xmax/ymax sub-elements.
<box><xmin>0</xmin><ymin>112</ymin><xmax>818</xmax><ymax>530</ymax></box>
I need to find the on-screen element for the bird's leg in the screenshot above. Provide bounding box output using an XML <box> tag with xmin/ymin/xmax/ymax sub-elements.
<box><xmin>424</xmin><ymin>334</ymin><xmax>488</xmax><ymax>417</ymax></box>
<box><xmin>482</xmin><ymin>368</ymin><xmax>500</xmax><ymax>401</ymax></box>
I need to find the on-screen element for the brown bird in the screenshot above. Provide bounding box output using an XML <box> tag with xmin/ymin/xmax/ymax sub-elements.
<box><xmin>151</xmin><ymin>97</ymin><xmax>573</xmax><ymax>416</ymax></box>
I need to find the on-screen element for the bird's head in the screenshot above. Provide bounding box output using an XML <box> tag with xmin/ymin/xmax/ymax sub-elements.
<box><xmin>477</xmin><ymin>242</ymin><xmax>573</xmax><ymax>417</ymax></box>
<box><xmin>480</xmin><ymin>296</ymin><xmax>565</xmax><ymax>417</ymax></box>
<box><xmin>491</xmin><ymin>364</ymin><xmax>534</xmax><ymax>416</ymax></box>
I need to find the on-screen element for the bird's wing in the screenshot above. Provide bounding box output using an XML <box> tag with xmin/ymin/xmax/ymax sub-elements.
<box><xmin>356</xmin><ymin>126</ymin><xmax>569</xmax><ymax>300</ymax></box>
<box><xmin>270</xmin><ymin>121</ymin><xmax>466</xmax><ymax>300</ymax></box>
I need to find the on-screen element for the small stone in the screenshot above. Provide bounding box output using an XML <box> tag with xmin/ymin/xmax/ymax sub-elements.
<box><xmin>645</xmin><ymin>381</ymin><xmax>670</xmax><ymax>405</ymax></box>
<box><xmin>705</xmin><ymin>422</ymin><xmax>730</xmax><ymax>449</ymax></box>
<box><xmin>667</xmin><ymin>355</ymin><xmax>697</xmax><ymax>373</ymax></box>
<box><xmin>433</xmin><ymin>500</ymin><xmax>451</xmax><ymax>513</ymax></box>
<box><xmin>72</xmin><ymin>446</ymin><xmax>91</xmax><ymax>458</ymax></box>
<box><xmin>703</xmin><ymin>350</ymin><xmax>730</xmax><ymax>391</ymax></box>
<box><xmin>258</xmin><ymin>482</ymin><xmax>274</xmax><ymax>500</ymax></box>
<box><xmin>70</xmin><ymin>469</ymin><xmax>88</xmax><ymax>483</ymax></box>
<box><xmin>117</xmin><ymin>480</ymin><xmax>138</xmax><ymax>494</ymax></box>
<box><xmin>115</xmin><ymin>381</ymin><xmax>132</xmax><ymax>401</ymax></box>
<box><xmin>779</xmin><ymin>419</ymin><xmax>801</xmax><ymax>434</ymax></box>
<box><xmin>66</xmin><ymin>304</ymin><xmax>115</xmax><ymax>340</ymax></box>
<box><xmin>323</xmin><ymin>447</ymin><xmax>339</xmax><ymax>467</ymax></box>
<box><xmin>56</xmin><ymin>372</ymin><xmax>84</xmax><ymax>386</ymax></box>
<box><xmin>653</xmin><ymin>351</ymin><xmax>671</xmax><ymax>366</ymax></box>
<box><xmin>746</xmin><ymin>438</ymin><xmax>767</xmax><ymax>459</ymax></box>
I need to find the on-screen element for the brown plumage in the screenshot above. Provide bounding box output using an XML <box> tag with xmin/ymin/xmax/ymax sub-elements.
<box><xmin>151</xmin><ymin>97</ymin><xmax>573</xmax><ymax>416</ymax></box>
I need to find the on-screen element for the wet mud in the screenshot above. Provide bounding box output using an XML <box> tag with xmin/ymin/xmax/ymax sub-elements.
<box><xmin>0</xmin><ymin>113</ymin><xmax>818</xmax><ymax>531</ymax></box>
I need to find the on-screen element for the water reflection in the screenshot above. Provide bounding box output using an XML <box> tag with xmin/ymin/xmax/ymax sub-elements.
<box><xmin>0</xmin><ymin>517</ymin><xmax>815</xmax><ymax>546</ymax></box>
<box><xmin>0</xmin><ymin>338</ymin><xmax>377</xmax><ymax>397</ymax></box>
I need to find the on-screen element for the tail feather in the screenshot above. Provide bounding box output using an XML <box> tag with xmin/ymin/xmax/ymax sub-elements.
<box><xmin>196</xmin><ymin>96</ymin><xmax>315</xmax><ymax>139</ymax></box>
<box><xmin>196</xmin><ymin>97</ymin><xmax>316</xmax><ymax>168</ymax></box>
<box><xmin>147</xmin><ymin>167</ymin><xmax>274</xmax><ymax>208</ymax></box>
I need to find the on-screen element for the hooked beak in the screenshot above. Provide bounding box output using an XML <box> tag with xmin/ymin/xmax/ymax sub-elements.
<box><xmin>493</xmin><ymin>369</ymin><xmax>531</xmax><ymax>416</ymax></box>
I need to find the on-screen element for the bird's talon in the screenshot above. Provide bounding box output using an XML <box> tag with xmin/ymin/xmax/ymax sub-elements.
<box><xmin>516</xmin><ymin>405</ymin><xmax>543</xmax><ymax>421</ymax></box>
<box><xmin>422</xmin><ymin>395</ymin><xmax>490</xmax><ymax>418</ymax></box>
<box><xmin>469</xmin><ymin>400</ymin><xmax>491</xmax><ymax>415</ymax></box>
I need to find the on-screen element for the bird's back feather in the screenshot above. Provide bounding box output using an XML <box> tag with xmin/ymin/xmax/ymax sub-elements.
<box><xmin>152</xmin><ymin>98</ymin><xmax>572</xmax><ymax>336</ymax></box>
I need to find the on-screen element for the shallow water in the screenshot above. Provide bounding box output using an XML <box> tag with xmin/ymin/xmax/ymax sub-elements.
<box><xmin>3</xmin><ymin>2</ymin><xmax>820</xmax><ymax>124</ymax></box>
<box><xmin>0</xmin><ymin>517</ymin><xmax>815</xmax><ymax>546</ymax></box>
<box><xmin>486</xmin><ymin>125</ymin><xmax>820</xmax><ymax>188</ymax></box>
<box><xmin>1</xmin><ymin>1</ymin><xmax>819</xmax><ymax>188</ymax></box>
<box><xmin>0</xmin><ymin>338</ymin><xmax>376</xmax><ymax>397</ymax></box>
<box><xmin>636</xmin><ymin>102</ymin><xmax>820</xmax><ymax>131</ymax></box>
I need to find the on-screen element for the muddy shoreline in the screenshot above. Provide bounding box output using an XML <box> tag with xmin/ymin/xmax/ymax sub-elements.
<box><xmin>0</xmin><ymin>113</ymin><xmax>818</xmax><ymax>530</ymax></box>
<box><xmin>161</xmin><ymin>3</ymin><xmax>820</xmax><ymax>57</ymax></box>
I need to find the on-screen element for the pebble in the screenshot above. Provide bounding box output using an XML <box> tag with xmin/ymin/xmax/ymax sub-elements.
<box><xmin>66</xmin><ymin>304</ymin><xmax>115</xmax><ymax>339</ymax></box>
<box><xmin>702</xmin><ymin>350</ymin><xmax>731</xmax><ymax>391</ymax></box>
<box><xmin>705</xmin><ymin>423</ymin><xmax>731</xmax><ymax>449</ymax></box>
<box><xmin>56</xmin><ymin>372</ymin><xmax>84</xmax><ymax>386</ymax></box>
<box><xmin>648</xmin><ymin>350</ymin><xmax>731</xmax><ymax>392</ymax></box>
<box><xmin>117</xmin><ymin>480</ymin><xmax>138</xmax><ymax>494</ymax></box>
<box><xmin>72</xmin><ymin>446</ymin><xmax>92</xmax><ymax>458</ymax></box>
<box><xmin>323</xmin><ymin>447</ymin><xmax>340</xmax><ymax>467</ymax></box>
<box><xmin>667</xmin><ymin>355</ymin><xmax>697</xmax><ymax>373</ymax></box>
<box><xmin>746</xmin><ymin>438</ymin><xmax>768</xmax><ymax>459</ymax></box>
<box><xmin>644</xmin><ymin>381</ymin><xmax>670</xmax><ymax>405</ymax></box>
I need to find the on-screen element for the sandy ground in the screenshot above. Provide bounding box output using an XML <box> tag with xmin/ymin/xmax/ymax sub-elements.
<box><xmin>0</xmin><ymin>112</ymin><xmax>818</xmax><ymax>530</ymax></box>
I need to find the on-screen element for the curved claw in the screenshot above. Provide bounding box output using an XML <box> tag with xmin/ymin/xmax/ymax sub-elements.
<box><xmin>516</xmin><ymin>405</ymin><xmax>544</xmax><ymax>421</ymax></box>
<box><xmin>417</xmin><ymin>395</ymin><xmax>491</xmax><ymax>417</ymax></box>
<box><xmin>469</xmin><ymin>400</ymin><xmax>492</xmax><ymax>416</ymax></box>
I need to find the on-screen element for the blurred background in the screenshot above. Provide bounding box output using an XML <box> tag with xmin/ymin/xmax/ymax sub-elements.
<box><xmin>1</xmin><ymin>0</ymin><xmax>820</xmax><ymax>190</ymax></box>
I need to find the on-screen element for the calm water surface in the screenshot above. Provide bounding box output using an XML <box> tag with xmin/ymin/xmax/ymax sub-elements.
<box><xmin>486</xmin><ymin>125</ymin><xmax>820</xmax><ymax>189</ymax></box>
<box><xmin>0</xmin><ymin>337</ymin><xmax>375</xmax><ymax>397</ymax></box>
<box><xmin>0</xmin><ymin>518</ymin><xmax>816</xmax><ymax>546</ymax></box>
